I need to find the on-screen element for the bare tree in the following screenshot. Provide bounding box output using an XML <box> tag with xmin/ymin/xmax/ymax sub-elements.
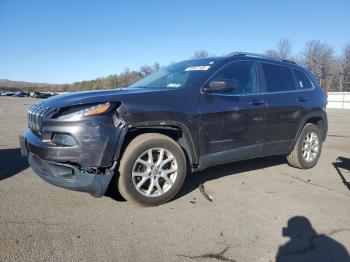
<box><xmin>342</xmin><ymin>43</ymin><xmax>350</xmax><ymax>91</ymax></box>
<box><xmin>265</xmin><ymin>49</ymin><xmax>280</xmax><ymax>59</ymax></box>
<box><xmin>265</xmin><ymin>39</ymin><xmax>293</xmax><ymax>59</ymax></box>
<box><xmin>152</xmin><ymin>62</ymin><xmax>161</xmax><ymax>71</ymax></box>
<box><xmin>193</xmin><ymin>50</ymin><xmax>209</xmax><ymax>59</ymax></box>
<box><xmin>140</xmin><ymin>62</ymin><xmax>161</xmax><ymax>76</ymax></box>
<box><xmin>140</xmin><ymin>65</ymin><xmax>154</xmax><ymax>76</ymax></box>
<box><xmin>344</xmin><ymin>43</ymin><xmax>350</xmax><ymax>68</ymax></box>
<box><xmin>302</xmin><ymin>40</ymin><xmax>334</xmax><ymax>89</ymax></box>
<box><xmin>277</xmin><ymin>39</ymin><xmax>293</xmax><ymax>59</ymax></box>
<box><xmin>329</xmin><ymin>57</ymin><xmax>344</xmax><ymax>91</ymax></box>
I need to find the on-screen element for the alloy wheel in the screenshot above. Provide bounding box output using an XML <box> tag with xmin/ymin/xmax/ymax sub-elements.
<box><xmin>302</xmin><ymin>131</ymin><xmax>320</xmax><ymax>162</ymax></box>
<box><xmin>131</xmin><ymin>147</ymin><xmax>178</xmax><ymax>197</ymax></box>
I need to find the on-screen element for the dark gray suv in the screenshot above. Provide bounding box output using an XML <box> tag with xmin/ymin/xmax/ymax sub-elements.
<box><xmin>19</xmin><ymin>53</ymin><xmax>328</xmax><ymax>206</ymax></box>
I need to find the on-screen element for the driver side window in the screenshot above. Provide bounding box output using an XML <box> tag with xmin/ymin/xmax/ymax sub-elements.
<box><xmin>211</xmin><ymin>61</ymin><xmax>258</xmax><ymax>94</ymax></box>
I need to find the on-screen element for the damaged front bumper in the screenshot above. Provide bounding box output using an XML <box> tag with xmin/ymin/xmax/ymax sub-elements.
<box><xmin>27</xmin><ymin>153</ymin><xmax>115</xmax><ymax>197</ymax></box>
<box><xmin>19</xmin><ymin>120</ymin><xmax>123</xmax><ymax>196</ymax></box>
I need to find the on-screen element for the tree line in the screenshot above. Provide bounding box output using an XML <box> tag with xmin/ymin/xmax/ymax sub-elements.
<box><xmin>23</xmin><ymin>39</ymin><xmax>350</xmax><ymax>92</ymax></box>
<box><xmin>24</xmin><ymin>62</ymin><xmax>161</xmax><ymax>92</ymax></box>
<box><xmin>264</xmin><ymin>39</ymin><xmax>350</xmax><ymax>92</ymax></box>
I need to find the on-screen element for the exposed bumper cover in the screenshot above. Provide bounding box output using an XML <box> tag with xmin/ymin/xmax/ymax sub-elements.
<box><xmin>21</xmin><ymin>121</ymin><xmax>122</xmax><ymax>167</ymax></box>
<box><xmin>19</xmin><ymin>117</ymin><xmax>121</xmax><ymax>196</ymax></box>
<box><xmin>27</xmin><ymin>153</ymin><xmax>114</xmax><ymax>197</ymax></box>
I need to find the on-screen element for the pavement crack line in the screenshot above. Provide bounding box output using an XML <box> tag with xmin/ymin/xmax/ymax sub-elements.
<box><xmin>279</xmin><ymin>172</ymin><xmax>349</xmax><ymax>197</ymax></box>
<box><xmin>1</xmin><ymin>220</ymin><xmax>64</xmax><ymax>226</ymax></box>
<box><xmin>327</xmin><ymin>134</ymin><xmax>349</xmax><ymax>139</ymax></box>
<box><xmin>326</xmin><ymin>228</ymin><xmax>350</xmax><ymax>236</ymax></box>
<box><xmin>178</xmin><ymin>246</ymin><xmax>236</xmax><ymax>262</ymax></box>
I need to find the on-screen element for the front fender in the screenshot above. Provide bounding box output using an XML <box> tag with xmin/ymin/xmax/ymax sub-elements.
<box><xmin>112</xmin><ymin>121</ymin><xmax>199</xmax><ymax>167</ymax></box>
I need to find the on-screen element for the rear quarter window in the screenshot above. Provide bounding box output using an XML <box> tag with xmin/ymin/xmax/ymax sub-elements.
<box><xmin>293</xmin><ymin>69</ymin><xmax>313</xmax><ymax>89</ymax></box>
<box><xmin>261</xmin><ymin>63</ymin><xmax>295</xmax><ymax>92</ymax></box>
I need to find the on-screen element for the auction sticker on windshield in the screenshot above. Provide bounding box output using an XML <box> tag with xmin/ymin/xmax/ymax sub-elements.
<box><xmin>185</xmin><ymin>66</ymin><xmax>211</xmax><ymax>71</ymax></box>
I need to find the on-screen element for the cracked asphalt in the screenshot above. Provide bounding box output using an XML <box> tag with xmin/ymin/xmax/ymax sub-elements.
<box><xmin>0</xmin><ymin>97</ymin><xmax>350</xmax><ymax>262</ymax></box>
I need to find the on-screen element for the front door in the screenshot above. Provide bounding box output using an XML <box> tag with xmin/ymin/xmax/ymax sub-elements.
<box><xmin>199</xmin><ymin>60</ymin><xmax>266</xmax><ymax>166</ymax></box>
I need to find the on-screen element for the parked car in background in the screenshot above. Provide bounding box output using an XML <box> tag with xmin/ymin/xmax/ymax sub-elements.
<box><xmin>30</xmin><ymin>92</ymin><xmax>56</xmax><ymax>99</ymax></box>
<box><xmin>19</xmin><ymin>52</ymin><xmax>328</xmax><ymax>206</ymax></box>
<box><xmin>1</xmin><ymin>91</ymin><xmax>16</xmax><ymax>96</ymax></box>
<box><xmin>14</xmin><ymin>91</ymin><xmax>29</xmax><ymax>97</ymax></box>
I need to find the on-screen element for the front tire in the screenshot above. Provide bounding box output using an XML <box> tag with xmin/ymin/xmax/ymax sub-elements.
<box><xmin>287</xmin><ymin>123</ymin><xmax>322</xmax><ymax>169</ymax></box>
<box><xmin>118</xmin><ymin>133</ymin><xmax>187</xmax><ymax>206</ymax></box>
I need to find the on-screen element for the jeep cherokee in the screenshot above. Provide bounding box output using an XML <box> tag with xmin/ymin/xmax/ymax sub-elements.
<box><xmin>19</xmin><ymin>52</ymin><xmax>328</xmax><ymax>206</ymax></box>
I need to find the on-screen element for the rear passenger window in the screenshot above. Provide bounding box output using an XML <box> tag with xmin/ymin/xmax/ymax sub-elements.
<box><xmin>261</xmin><ymin>63</ymin><xmax>295</xmax><ymax>92</ymax></box>
<box><xmin>293</xmin><ymin>69</ymin><xmax>313</xmax><ymax>89</ymax></box>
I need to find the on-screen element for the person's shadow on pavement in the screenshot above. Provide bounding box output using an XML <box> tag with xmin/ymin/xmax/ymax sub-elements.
<box><xmin>276</xmin><ymin>216</ymin><xmax>350</xmax><ymax>262</ymax></box>
<box><xmin>333</xmin><ymin>156</ymin><xmax>350</xmax><ymax>191</ymax></box>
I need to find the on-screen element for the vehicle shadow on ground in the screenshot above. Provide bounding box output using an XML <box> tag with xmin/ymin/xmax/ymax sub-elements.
<box><xmin>0</xmin><ymin>148</ymin><xmax>29</xmax><ymax>181</ymax></box>
<box><xmin>332</xmin><ymin>157</ymin><xmax>350</xmax><ymax>191</ymax></box>
<box><xmin>276</xmin><ymin>216</ymin><xmax>350</xmax><ymax>262</ymax></box>
<box><xmin>176</xmin><ymin>155</ymin><xmax>286</xmax><ymax>200</ymax></box>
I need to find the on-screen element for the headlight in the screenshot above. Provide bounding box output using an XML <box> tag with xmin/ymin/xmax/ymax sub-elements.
<box><xmin>55</xmin><ymin>102</ymin><xmax>112</xmax><ymax>121</ymax></box>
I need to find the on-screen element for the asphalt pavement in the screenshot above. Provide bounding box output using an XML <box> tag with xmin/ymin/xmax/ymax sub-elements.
<box><xmin>0</xmin><ymin>97</ymin><xmax>349</xmax><ymax>262</ymax></box>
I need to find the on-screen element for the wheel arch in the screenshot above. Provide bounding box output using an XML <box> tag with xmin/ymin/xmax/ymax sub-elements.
<box><xmin>290</xmin><ymin>110</ymin><xmax>328</xmax><ymax>150</ymax></box>
<box><xmin>113</xmin><ymin>122</ymin><xmax>198</xmax><ymax>168</ymax></box>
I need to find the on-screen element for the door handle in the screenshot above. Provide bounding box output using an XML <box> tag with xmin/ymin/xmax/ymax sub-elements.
<box><xmin>249</xmin><ymin>99</ymin><xmax>265</xmax><ymax>106</ymax></box>
<box><xmin>297</xmin><ymin>97</ymin><xmax>308</xmax><ymax>102</ymax></box>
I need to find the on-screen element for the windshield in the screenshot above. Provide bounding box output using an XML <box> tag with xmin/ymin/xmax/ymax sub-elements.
<box><xmin>129</xmin><ymin>59</ymin><xmax>218</xmax><ymax>89</ymax></box>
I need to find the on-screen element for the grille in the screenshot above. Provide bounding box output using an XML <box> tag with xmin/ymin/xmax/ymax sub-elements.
<box><xmin>27</xmin><ymin>104</ymin><xmax>50</xmax><ymax>132</ymax></box>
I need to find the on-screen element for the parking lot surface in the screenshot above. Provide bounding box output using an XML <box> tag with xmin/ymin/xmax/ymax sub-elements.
<box><xmin>0</xmin><ymin>97</ymin><xmax>350</xmax><ymax>262</ymax></box>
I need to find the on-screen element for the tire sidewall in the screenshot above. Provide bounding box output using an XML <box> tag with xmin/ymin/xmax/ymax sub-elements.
<box><xmin>119</xmin><ymin>137</ymin><xmax>186</xmax><ymax>206</ymax></box>
<box><xmin>297</xmin><ymin>124</ymin><xmax>322</xmax><ymax>169</ymax></box>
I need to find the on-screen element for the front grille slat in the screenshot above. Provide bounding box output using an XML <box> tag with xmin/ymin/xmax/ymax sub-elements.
<box><xmin>33</xmin><ymin>107</ymin><xmax>38</xmax><ymax>131</ymax></box>
<box><xmin>29</xmin><ymin>108</ymin><xmax>33</xmax><ymax>130</ymax></box>
<box><xmin>34</xmin><ymin>107</ymin><xmax>40</xmax><ymax>131</ymax></box>
<box><xmin>38</xmin><ymin>107</ymin><xmax>47</xmax><ymax>130</ymax></box>
<box><xmin>27</xmin><ymin>108</ymin><xmax>31</xmax><ymax>128</ymax></box>
<box><xmin>35</xmin><ymin>107</ymin><xmax>42</xmax><ymax>130</ymax></box>
<box><xmin>27</xmin><ymin>104</ymin><xmax>50</xmax><ymax>132</ymax></box>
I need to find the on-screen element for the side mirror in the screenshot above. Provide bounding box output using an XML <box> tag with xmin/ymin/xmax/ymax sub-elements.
<box><xmin>204</xmin><ymin>79</ymin><xmax>234</xmax><ymax>93</ymax></box>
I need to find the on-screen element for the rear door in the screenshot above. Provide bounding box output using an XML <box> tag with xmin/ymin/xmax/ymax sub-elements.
<box><xmin>199</xmin><ymin>60</ymin><xmax>266</xmax><ymax>164</ymax></box>
<box><xmin>259</xmin><ymin>62</ymin><xmax>311</xmax><ymax>155</ymax></box>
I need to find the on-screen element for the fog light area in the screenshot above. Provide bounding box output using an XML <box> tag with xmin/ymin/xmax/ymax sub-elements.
<box><xmin>52</xmin><ymin>133</ymin><xmax>77</xmax><ymax>146</ymax></box>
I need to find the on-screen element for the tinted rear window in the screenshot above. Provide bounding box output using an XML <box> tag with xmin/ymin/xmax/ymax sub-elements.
<box><xmin>293</xmin><ymin>69</ymin><xmax>313</xmax><ymax>89</ymax></box>
<box><xmin>261</xmin><ymin>63</ymin><xmax>295</xmax><ymax>92</ymax></box>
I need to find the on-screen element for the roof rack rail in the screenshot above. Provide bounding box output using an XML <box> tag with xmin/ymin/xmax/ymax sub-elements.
<box><xmin>227</xmin><ymin>52</ymin><xmax>296</xmax><ymax>64</ymax></box>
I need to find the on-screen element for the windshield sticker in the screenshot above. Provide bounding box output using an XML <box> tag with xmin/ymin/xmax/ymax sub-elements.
<box><xmin>185</xmin><ymin>66</ymin><xmax>211</xmax><ymax>71</ymax></box>
<box><xmin>167</xmin><ymin>83</ymin><xmax>182</xmax><ymax>88</ymax></box>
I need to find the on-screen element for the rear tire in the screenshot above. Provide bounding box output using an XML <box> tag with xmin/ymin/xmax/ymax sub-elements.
<box><xmin>118</xmin><ymin>133</ymin><xmax>187</xmax><ymax>206</ymax></box>
<box><xmin>287</xmin><ymin>123</ymin><xmax>322</xmax><ymax>169</ymax></box>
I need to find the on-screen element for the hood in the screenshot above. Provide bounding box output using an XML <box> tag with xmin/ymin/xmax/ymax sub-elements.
<box><xmin>40</xmin><ymin>87</ymin><xmax>169</xmax><ymax>109</ymax></box>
